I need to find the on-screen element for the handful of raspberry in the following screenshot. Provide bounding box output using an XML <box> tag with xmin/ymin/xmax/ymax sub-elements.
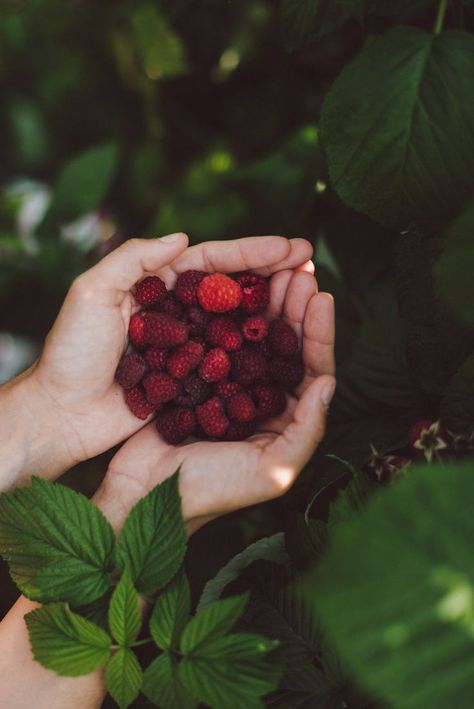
<box><xmin>115</xmin><ymin>270</ymin><xmax>304</xmax><ymax>443</ymax></box>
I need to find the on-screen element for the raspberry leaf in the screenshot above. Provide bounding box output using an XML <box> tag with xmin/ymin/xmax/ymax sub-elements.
<box><xmin>25</xmin><ymin>603</ymin><xmax>111</xmax><ymax>676</ymax></box>
<box><xmin>150</xmin><ymin>567</ymin><xmax>190</xmax><ymax>650</ymax></box>
<box><xmin>180</xmin><ymin>593</ymin><xmax>249</xmax><ymax>654</ymax></box>
<box><xmin>0</xmin><ymin>477</ymin><xmax>115</xmax><ymax>605</ymax></box>
<box><xmin>116</xmin><ymin>470</ymin><xmax>187</xmax><ymax>594</ymax></box>
<box><xmin>280</xmin><ymin>0</ymin><xmax>352</xmax><ymax>51</ymax></box>
<box><xmin>142</xmin><ymin>652</ymin><xmax>197</xmax><ymax>709</ymax></box>
<box><xmin>105</xmin><ymin>648</ymin><xmax>143</xmax><ymax>709</ymax></box>
<box><xmin>108</xmin><ymin>568</ymin><xmax>141</xmax><ymax>646</ymax></box>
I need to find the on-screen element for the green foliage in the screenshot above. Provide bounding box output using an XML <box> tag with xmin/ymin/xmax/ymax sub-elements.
<box><xmin>131</xmin><ymin>4</ymin><xmax>188</xmax><ymax>79</ymax></box>
<box><xmin>280</xmin><ymin>0</ymin><xmax>352</xmax><ymax>51</ymax></box>
<box><xmin>150</xmin><ymin>567</ymin><xmax>190</xmax><ymax>650</ymax></box>
<box><xmin>108</xmin><ymin>568</ymin><xmax>141</xmax><ymax>647</ymax></box>
<box><xmin>181</xmin><ymin>593</ymin><xmax>250</xmax><ymax>653</ymax></box>
<box><xmin>105</xmin><ymin>648</ymin><xmax>143</xmax><ymax>709</ymax></box>
<box><xmin>142</xmin><ymin>652</ymin><xmax>197</xmax><ymax>709</ymax></box>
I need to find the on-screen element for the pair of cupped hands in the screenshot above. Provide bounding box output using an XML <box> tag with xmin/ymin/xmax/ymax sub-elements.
<box><xmin>10</xmin><ymin>233</ymin><xmax>336</xmax><ymax>535</ymax></box>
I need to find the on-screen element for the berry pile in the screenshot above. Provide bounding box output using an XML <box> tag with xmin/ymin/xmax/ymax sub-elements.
<box><xmin>115</xmin><ymin>270</ymin><xmax>304</xmax><ymax>444</ymax></box>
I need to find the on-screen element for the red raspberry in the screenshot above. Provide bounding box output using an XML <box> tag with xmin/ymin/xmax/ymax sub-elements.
<box><xmin>251</xmin><ymin>339</ymin><xmax>272</xmax><ymax>359</ymax></box>
<box><xmin>268</xmin><ymin>319</ymin><xmax>298</xmax><ymax>356</ymax></box>
<box><xmin>409</xmin><ymin>420</ymin><xmax>449</xmax><ymax>462</ymax></box>
<box><xmin>155</xmin><ymin>292</ymin><xmax>184</xmax><ymax>320</ymax></box>
<box><xmin>199</xmin><ymin>348</ymin><xmax>231</xmax><ymax>382</ymax></box>
<box><xmin>226</xmin><ymin>392</ymin><xmax>256</xmax><ymax>423</ymax></box>
<box><xmin>156</xmin><ymin>407</ymin><xmax>195</xmax><ymax>444</ymax></box>
<box><xmin>176</xmin><ymin>373</ymin><xmax>211</xmax><ymax>407</ymax></box>
<box><xmin>196</xmin><ymin>397</ymin><xmax>229</xmax><ymax>438</ymax></box>
<box><xmin>115</xmin><ymin>352</ymin><xmax>147</xmax><ymax>389</ymax></box>
<box><xmin>252</xmin><ymin>384</ymin><xmax>286</xmax><ymax>419</ymax></box>
<box><xmin>197</xmin><ymin>273</ymin><xmax>242</xmax><ymax>313</ymax></box>
<box><xmin>225</xmin><ymin>420</ymin><xmax>257</xmax><ymax>441</ymax></box>
<box><xmin>231</xmin><ymin>349</ymin><xmax>267</xmax><ymax>386</ymax></box>
<box><xmin>187</xmin><ymin>306</ymin><xmax>211</xmax><ymax>337</ymax></box>
<box><xmin>167</xmin><ymin>341</ymin><xmax>204</xmax><ymax>379</ymax></box>
<box><xmin>125</xmin><ymin>386</ymin><xmax>154</xmax><ymax>420</ymax></box>
<box><xmin>143</xmin><ymin>312</ymin><xmax>189</xmax><ymax>347</ymax></box>
<box><xmin>214</xmin><ymin>380</ymin><xmax>242</xmax><ymax>400</ymax></box>
<box><xmin>234</xmin><ymin>273</ymin><xmax>269</xmax><ymax>314</ymax></box>
<box><xmin>242</xmin><ymin>315</ymin><xmax>268</xmax><ymax>342</ymax></box>
<box><xmin>143</xmin><ymin>372</ymin><xmax>179</xmax><ymax>405</ymax></box>
<box><xmin>269</xmin><ymin>356</ymin><xmax>304</xmax><ymax>391</ymax></box>
<box><xmin>128</xmin><ymin>312</ymin><xmax>147</xmax><ymax>348</ymax></box>
<box><xmin>135</xmin><ymin>276</ymin><xmax>167</xmax><ymax>307</ymax></box>
<box><xmin>206</xmin><ymin>316</ymin><xmax>242</xmax><ymax>351</ymax></box>
<box><xmin>176</xmin><ymin>270</ymin><xmax>208</xmax><ymax>306</ymax></box>
<box><xmin>144</xmin><ymin>346</ymin><xmax>167</xmax><ymax>371</ymax></box>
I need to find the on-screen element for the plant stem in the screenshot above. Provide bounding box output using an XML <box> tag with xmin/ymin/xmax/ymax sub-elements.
<box><xmin>131</xmin><ymin>637</ymin><xmax>153</xmax><ymax>648</ymax></box>
<box><xmin>434</xmin><ymin>0</ymin><xmax>449</xmax><ymax>34</ymax></box>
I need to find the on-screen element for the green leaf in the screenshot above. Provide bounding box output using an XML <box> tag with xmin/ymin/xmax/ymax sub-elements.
<box><xmin>150</xmin><ymin>567</ymin><xmax>190</xmax><ymax>650</ymax></box>
<box><xmin>189</xmin><ymin>631</ymin><xmax>279</xmax><ymax>659</ymax></box>
<box><xmin>280</xmin><ymin>0</ymin><xmax>351</xmax><ymax>51</ymax></box>
<box><xmin>0</xmin><ymin>477</ymin><xmax>115</xmax><ymax>605</ymax></box>
<box><xmin>116</xmin><ymin>471</ymin><xmax>187</xmax><ymax>595</ymax></box>
<box><xmin>310</xmin><ymin>460</ymin><xmax>474</xmax><ymax>709</ymax></box>
<box><xmin>132</xmin><ymin>5</ymin><xmax>187</xmax><ymax>79</ymax></box>
<box><xmin>142</xmin><ymin>651</ymin><xmax>197</xmax><ymax>709</ymax></box>
<box><xmin>321</xmin><ymin>28</ymin><xmax>474</xmax><ymax>228</ymax></box>
<box><xmin>198</xmin><ymin>533</ymin><xmax>289</xmax><ymax>611</ymax></box>
<box><xmin>25</xmin><ymin>603</ymin><xmax>111</xmax><ymax>676</ymax></box>
<box><xmin>267</xmin><ymin>664</ymin><xmax>339</xmax><ymax>708</ymax></box>
<box><xmin>108</xmin><ymin>568</ymin><xmax>141</xmax><ymax>646</ymax></box>
<box><xmin>105</xmin><ymin>648</ymin><xmax>143</xmax><ymax>709</ymax></box>
<box><xmin>180</xmin><ymin>593</ymin><xmax>249</xmax><ymax>654</ymax></box>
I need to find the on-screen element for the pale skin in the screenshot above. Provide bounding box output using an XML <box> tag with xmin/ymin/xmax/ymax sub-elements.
<box><xmin>0</xmin><ymin>233</ymin><xmax>336</xmax><ymax>708</ymax></box>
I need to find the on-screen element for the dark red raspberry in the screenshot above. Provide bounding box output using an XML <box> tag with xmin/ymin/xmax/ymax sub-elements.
<box><xmin>225</xmin><ymin>420</ymin><xmax>257</xmax><ymax>441</ymax></box>
<box><xmin>156</xmin><ymin>407</ymin><xmax>195</xmax><ymax>444</ymax></box>
<box><xmin>269</xmin><ymin>356</ymin><xmax>304</xmax><ymax>391</ymax></box>
<box><xmin>226</xmin><ymin>392</ymin><xmax>256</xmax><ymax>423</ymax></box>
<box><xmin>268</xmin><ymin>319</ymin><xmax>298</xmax><ymax>356</ymax></box>
<box><xmin>143</xmin><ymin>372</ymin><xmax>179</xmax><ymax>405</ymax></box>
<box><xmin>129</xmin><ymin>312</ymin><xmax>147</xmax><ymax>348</ymax></box>
<box><xmin>231</xmin><ymin>349</ymin><xmax>267</xmax><ymax>386</ymax></box>
<box><xmin>155</xmin><ymin>292</ymin><xmax>184</xmax><ymax>320</ymax></box>
<box><xmin>144</xmin><ymin>346</ymin><xmax>167</xmax><ymax>371</ymax></box>
<box><xmin>135</xmin><ymin>276</ymin><xmax>167</xmax><ymax>307</ymax></box>
<box><xmin>125</xmin><ymin>386</ymin><xmax>154</xmax><ymax>420</ymax></box>
<box><xmin>197</xmin><ymin>274</ymin><xmax>242</xmax><ymax>313</ymax></box>
<box><xmin>199</xmin><ymin>348</ymin><xmax>231</xmax><ymax>382</ymax></box>
<box><xmin>115</xmin><ymin>352</ymin><xmax>147</xmax><ymax>389</ymax></box>
<box><xmin>252</xmin><ymin>384</ymin><xmax>286</xmax><ymax>419</ymax></box>
<box><xmin>176</xmin><ymin>270</ymin><xmax>208</xmax><ymax>306</ymax></box>
<box><xmin>143</xmin><ymin>312</ymin><xmax>189</xmax><ymax>347</ymax></box>
<box><xmin>241</xmin><ymin>315</ymin><xmax>268</xmax><ymax>342</ymax></box>
<box><xmin>176</xmin><ymin>373</ymin><xmax>211</xmax><ymax>407</ymax></box>
<box><xmin>214</xmin><ymin>380</ymin><xmax>242</xmax><ymax>400</ymax></box>
<box><xmin>196</xmin><ymin>397</ymin><xmax>229</xmax><ymax>438</ymax></box>
<box><xmin>167</xmin><ymin>341</ymin><xmax>204</xmax><ymax>379</ymax></box>
<box><xmin>206</xmin><ymin>316</ymin><xmax>242</xmax><ymax>351</ymax></box>
<box><xmin>409</xmin><ymin>420</ymin><xmax>449</xmax><ymax>462</ymax></box>
<box><xmin>234</xmin><ymin>273</ymin><xmax>269</xmax><ymax>314</ymax></box>
<box><xmin>251</xmin><ymin>339</ymin><xmax>272</xmax><ymax>359</ymax></box>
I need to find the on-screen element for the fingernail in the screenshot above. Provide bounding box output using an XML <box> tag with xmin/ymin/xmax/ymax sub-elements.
<box><xmin>321</xmin><ymin>380</ymin><xmax>336</xmax><ymax>407</ymax></box>
<box><xmin>160</xmin><ymin>232</ymin><xmax>184</xmax><ymax>243</ymax></box>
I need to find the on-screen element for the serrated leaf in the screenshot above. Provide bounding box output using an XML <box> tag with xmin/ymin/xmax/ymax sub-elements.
<box><xmin>150</xmin><ymin>567</ymin><xmax>190</xmax><ymax>650</ymax></box>
<box><xmin>321</xmin><ymin>28</ymin><xmax>474</xmax><ymax>227</ymax></box>
<box><xmin>190</xmin><ymin>631</ymin><xmax>279</xmax><ymax>659</ymax></box>
<box><xmin>180</xmin><ymin>593</ymin><xmax>249</xmax><ymax>654</ymax></box>
<box><xmin>105</xmin><ymin>648</ymin><xmax>142</xmax><ymax>709</ymax></box>
<box><xmin>280</xmin><ymin>0</ymin><xmax>351</xmax><ymax>51</ymax></box>
<box><xmin>310</xmin><ymin>461</ymin><xmax>474</xmax><ymax>709</ymax></box>
<box><xmin>0</xmin><ymin>477</ymin><xmax>115</xmax><ymax>605</ymax></box>
<box><xmin>142</xmin><ymin>651</ymin><xmax>197</xmax><ymax>709</ymax></box>
<box><xmin>267</xmin><ymin>664</ymin><xmax>338</xmax><ymax>708</ymax></box>
<box><xmin>108</xmin><ymin>568</ymin><xmax>141</xmax><ymax>646</ymax></box>
<box><xmin>25</xmin><ymin>603</ymin><xmax>111</xmax><ymax>676</ymax></box>
<box><xmin>116</xmin><ymin>471</ymin><xmax>187</xmax><ymax>595</ymax></box>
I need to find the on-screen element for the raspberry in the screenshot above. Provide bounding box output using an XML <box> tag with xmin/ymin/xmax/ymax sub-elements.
<box><xmin>199</xmin><ymin>348</ymin><xmax>231</xmax><ymax>382</ymax></box>
<box><xmin>269</xmin><ymin>356</ymin><xmax>304</xmax><ymax>391</ymax></box>
<box><xmin>167</xmin><ymin>341</ymin><xmax>204</xmax><ymax>379</ymax></box>
<box><xmin>251</xmin><ymin>339</ymin><xmax>272</xmax><ymax>359</ymax></box>
<box><xmin>225</xmin><ymin>420</ymin><xmax>257</xmax><ymax>441</ymax></box>
<box><xmin>268</xmin><ymin>319</ymin><xmax>298</xmax><ymax>356</ymax></box>
<box><xmin>241</xmin><ymin>315</ymin><xmax>268</xmax><ymax>342</ymax></box>
<box><xmin>155</xmin><ymin>292</ymin><xmax>184</xmax><ymax>320</ymax></box>
<box><xmin>226</xmin><ymin>392</ymin><xmax>256</xmax><ymax>423</ymax></box>
<box><xmin>409</xmin><ymin>420</ymin><xmax>449</xmax><ymax>462</ymax></box>
<box><xmin>125</xmin><ymin>386</ymin><xmax>154</xmax><ymax>420</ymax></box>
<box><xmin>143</xmin><ymin>372</ymin><xmax>179</xmax><ymax>405</ymax></box>
<box><xmin>143</xmin><ymin>312</ymin><xmax>189</xmax><ymax>348</ymax></box>
<box><xmin>129</xmin><ymin>312</ymin><xmax>147</xmax><ymax>348</ymax></box>
<box><xmin>234</xmin><ymin>273</ymin><xmax>269</xmax><ymax>314</ymax></box>
<box><xmin>206</xmin><ymin>316</ymin><xmax>242</xmax><ymax>351</ymax></box>
<box><xmin>135</xmin><ymin>276</ymin><xmax>167</xmax><ymax>307</ymax></box>
<box><xmin>252</xmin><ymin>384</ymin><xmax>286</xmax><ymax>419</ymax></box>
<box><xmin>231</xmin><ymin>349</ymin><xmax>267</xmax><ymax>386</ymax></box>
<box><xmin>197</xmin><ymin>273</ymin><xmax>242</xmax><ymax>313</ymax></box>
<box><xmin>176</xmin><ymin>373</ymin><xmax>211</xmax><ymax>407</ymax></box>
<box><xmin>187</xmin><ymin>305</ymin><xmax>211</xmax><ymax>337</ymax></box>
<box><xmin>176</xmin><ymin>270</ymin><xmax>208</xmax><ymax>306</ymax></box>
<box><xmin>115</xmin><ymin>352</ymin><xmax>147</xmax><ymax>389</ymax></box>
<box><xmin>144</xmin><ymin>346</ymin><xmax>167</xmax><ymax>371</ymax></box>
<box><xmin>156</xmin><ymin>407</ymin><xmax>195</xmax><ymax>444</ymax></box>
<box><xmin>196</xmin><ymin>397</ymin><xmax>229</xmax><ymax>438</ymax></box>
<box><xmin>214</xmin><ymin>380</ymin><xmax>242</xmax><ymax>400</ymax></box>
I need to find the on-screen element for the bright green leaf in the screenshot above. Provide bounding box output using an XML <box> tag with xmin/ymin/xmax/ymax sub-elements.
<box><xmin>190</xmin><ymin>632</ymin><xmax>279</xmax><ymax>659</ymax></box>
<box><xmin>311</xmin><ymin>461</ymin><xmax>474</xmax><ymax>709</ymax></box>
<box><xmin>142</xmin><ymin>651</ymin><xmax>197</xmax><ymax>709</ymax></box>
<box><xmin>321</xmin><ymin>28</ymin><xmax>474</xmax><ymax>227</ymax></box>
<box><xmin>280</xmin><ymin>0</ymin><xmax>351</xmax><ymax>51</ymax></box>
<box><xmin>108</xmin><ymin>568</ymin><xmax>141</xmax><ymax>646</ymax></box>
<box><xmin>116</xmin><ymin>471</ymin><xmax>187</xmax><ymax>595</ymax></box>
<box><xmin>150</xmin><ymin>567</ymin><xmax>190</xmax><ymax>650</ymax></box>
<box><xmin>105</xmin><ymin>648</ymin><xmax>143</xmax><ymax>709</ymax></box>
<box><xmin>0</xmin><ymin>477</ymin><xmax>115</xmax><ymax>605</ymax></box>
<box><xmin>25</xmin><ymin>603</ymin><xmax>111</xmax><ymax>676</ymax></box>
<box><xmin>180</xmin><ymin>593</ymin><xmax>249</xmax><ymax>655</ymax></box>
<box><xmin>132</xmin><ymin>5</ymin><xmax>187</xmax><ymax>80</ymax></box>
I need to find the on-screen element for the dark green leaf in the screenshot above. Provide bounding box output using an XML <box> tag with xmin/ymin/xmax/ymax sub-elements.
<box><xmin>180</xmin><ymin>593</ymin><xmax>249</xmax><ymax>654</ymax></box>
<box><xmin>280</xmin><ymin>0</ymin><xmax>352</xmax><ymax>51</ymax></box>
<box><xmin>150</xmin><ymin>567</ymin><xmax>190</xmax><ymax>650</ymax></box>
<box><xmin>132</xmin><ymin>5</ymin><xmax>187</xmax><ymax>79</ymax></box>
<box><xmin>267</xmin><ymin>664</ymin><xmax>339</xmax><ymax>708</ymax></box>
<box><xmin>142</xmin><ymin>651</ymin><xmax>197</xmax><ymax>709</ymax></box>
<box><xmin>108</xmin><ymin>568</ymin><xmax>141</xmax><ymax>646</ymax></box>
<box><xmin>0</xmin><ymin>477</ymin><xmax>115</xmax><ymax>605</ymax></box>
<box><xmin>116</xmin><ymin>471</ymin><xmax>187</xmax><ymax>595</ymax></box>
<box><xmin>105</xmin><ymin>648</ymin><xmax>143</xmax><ymax>709</ymax></box>
<box><xmin>25</xmin><ymin>603</ymin><xmax>111</xmax><ymax>676</ymax></box>
<box><xmin>440</xmin><ymin>354</ymin><xmax>474</xmax><ymax>433</ymax></box>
